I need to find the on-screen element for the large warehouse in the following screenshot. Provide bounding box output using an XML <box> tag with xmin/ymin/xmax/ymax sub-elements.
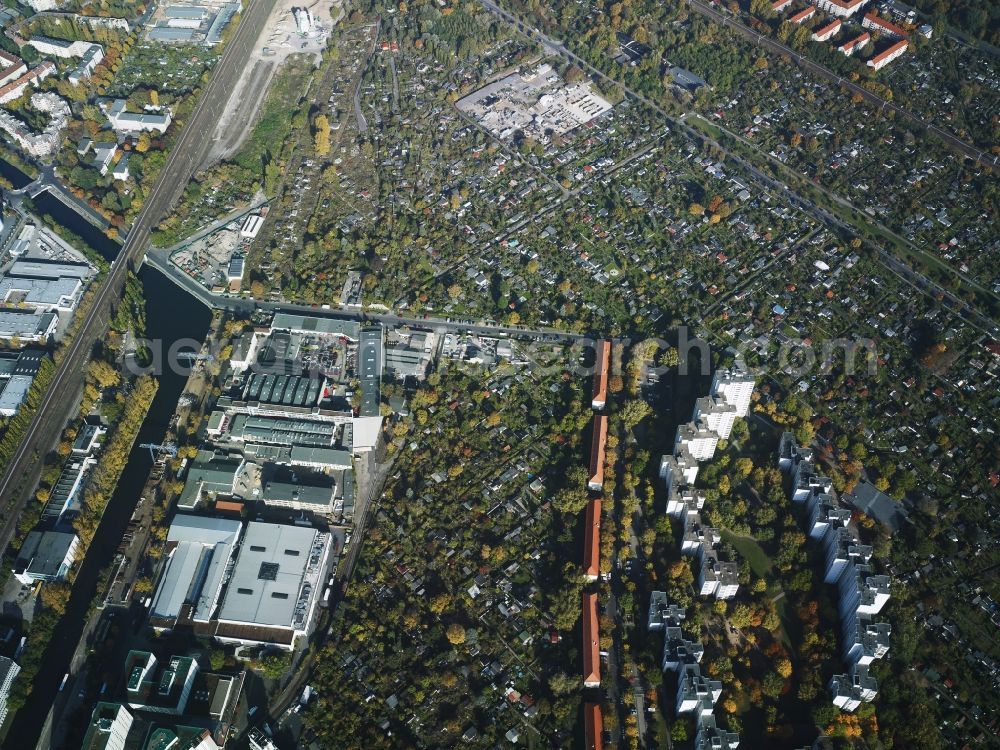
<box><xmin>149</xmin><ymin>516</ymin><xmax>331</xmax><ymax>648</ymax></box>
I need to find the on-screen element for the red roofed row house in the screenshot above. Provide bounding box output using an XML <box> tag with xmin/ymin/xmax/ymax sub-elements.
<box><xmin>771</xmin><ymin>0</ymin><xmax>793</xmax><ymax>12</ymax></box>
<box><xmin>582</xmin><ymin>592</ymin><xmax>600</xmax><ymax>687</ymax></box>
<box><xmin>588</xmin><ymin>414</ymin><xmax>607</xmax><ymax>491</ymax></box>
<box><xmin>867</xmin><ymin>38</ymin><xmax>908</xmax><ymax>70</ymax></box>
<box><xmin>584</xmin><ymin>702</ymin><xmax>604</xmax><ymax>750</ymax></box>
<box><xmin>0</xmin><ymin>57</ymin><xmax>54</xmax><ymax>105</ymax></box>
<box><xmin>580</xmin><ymin>343</ymin><xmax>609</xmax><ymax>711</ymax></box>
<box><xmin>811</xmin><ymin>18</ymin><xmax>842</xmax><ymax>42</ymax></box>
<box><xmin>591</xmin><ymin>339</ymin><xmax>610</xmax><ymax>409</ymax></box>
<box><xmin>790</xmin><ymin>5</ymin><xmax>817</xmax><ymax>24</ymax></box>
<box><xmin>862</xmin><ymin>11</ymin><xmax>909</xmax><ymax>38</ymax></box>
<box><xmin>583</xmin><ymin>498</ymin><xmax>601</xmax><ymax>581</ymax></box>
<box><xmin>838</xmin><ymin>31</ymin><xmax>871</xmax><ymax>55</ymax></box>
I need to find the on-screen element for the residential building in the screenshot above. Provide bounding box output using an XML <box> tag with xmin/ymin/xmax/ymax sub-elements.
<box><xmin>823</xmin><ymin>527</ymin><xmax>872</xmax><ymax>584</ymax></box>
<box><xmin>81</xmin><ymin>702</ymin><xmax>132</xmax><ymax>750</ymax></box>
<box><xmin>0</xmin><ymin>50</ymin><xmax>26</xmax><ymax>87</ymax></box>
<box><xmin>588</xmin><ymin>415</ymin><xmax>607</xmax><ymax>491</ymax></box>
<box><xmin>838</xmin><ymin>31</ymin><xmax>871</xmax><ymax>54</ymax></box>
<box><xmin>816</xmin><ymin>0</ymin><xmax>867</xmax><ymax>17</ymax></box>
<box><xmin>0</xmin><ymin>91</ymin><xmax>69</xmax><ymax>157</ymax></box>
<box><xmin>583</xmin><ymin>499</ymin><xmax>601</xmax><ymax>580</ymax></box>
<box><xmin>867</xmin><ymin>39</ymin><xmax>908</xmax><ymax>70</ymax></box>
<box><xmin>68</xmin><ymin>44</ymin><xmax>104</xmax><ymax>85</ymax></box>
<box><xmin>124</xmin><ymin>651</ymin><xmax>199</xmax><ymax>714</ymax></box>
<box><xmin>0</xmin><ymin>61</ymin><xmax>54</xmax><ymax>104</ymax></box>
<box><xmin>0</xmin><ymin>657</ymin><xmax>19</xmax><ymax>728</ymax></box>
<box><xmin>812</xmin><ymin>18</ymin><xmax>843</xmax><ymax>41</ymax></box>
<box><xmin>23</xmin><ymin>36</ymin><xmax>97</xmax><ymax>58</ymax></box>
<box><xmin>676</xmin><ymin>664</ymin><xmax>722</xmax><ymax>716</ymax></box>
<box><xmin>695</xmin><ymin>715</ymin><xmax>741</xmax><ymax>749</ymax></box>
<box><xmin>771</xmin><ymin>0</ymin><xmax>793</xmax><ymax>11</ymax></box>
<box><xmin>92</xmin><ymin>142</ymin><xmax>117</xmax><ymax>175</ymax></box>
<box><xmin>582</xmin><ymin>591</ymin><xmax>600</xmax><ymax>687</ymax></box>
<box><xmin>675</xmin><ymin>421</ymin><xmax>718</xmax><ymax>462</ymax></box>
<box><xmin>692</xmin><ymin>396</ymin><xmax>737</xmax><ymax>441</ymax></box>
<box><xmin>862</xmin><ymin>11</ymin><xmax>909</xmax><ymax>37</ymax></box>
<box><xmin>106</xmin><ymin>98</ymin><xmax>171</xmax><ymax>133</ymax></box>
<box><xmin>807</xmin><ymin>493</ymin><xmax>850</xmax><ymax>540</ymax></box>
<box><xmin>584</xmin><ymin>702</ymin><xmax>603</xmax><ymax>750</ymax></box>
<box><xmin>710</xmin><ymin>366</ymin><xmax>755</xmax><ymax>417</ymax></box>
<box><xmin>111</xmin><ymin>152</ymin><xmax>130</xmax><ymax>182</ymax></box>
<box><xmin>696</xmin><ymin>548</ymin><xmax>740</xmax><ymax>600</ymax></box>
<box><xmin>591</xmin><ymin>339</ymin><xmax>610</xmax><ymax>409</ymax></box>
<box><xmin>660</xmin><ymin>451</ymin><xmax>700</xmax><ymax>488</ymax></box>
<box><xmin>790</xmin><ymin>6</ymin><xmax>817</xmax><ymax>23</ymax></box>
<box><xmin>778</xmin><ymin>435</ymin><xmax>890</xmax><ymax>712</ymax></box>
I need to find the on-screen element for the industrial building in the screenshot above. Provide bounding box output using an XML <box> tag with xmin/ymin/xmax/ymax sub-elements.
<box><xmin>12</xmin><ymin>529</ymin><xmax>80</xmax><ymax>584</ymax></box>
<box><xmin>149</xmin><ymin>516</ymin><xmax>331</xmax><ymax>649</ymax></box>
<box><xmin>213</xmin><ymin>521</ymin><xmax>331</xmax><ymax>648</ymax></box>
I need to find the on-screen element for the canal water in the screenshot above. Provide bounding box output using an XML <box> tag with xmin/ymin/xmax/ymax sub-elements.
<box><xmin>1</xmin><ymin>189</ymin><xmax>212</xmax><ymax>747</ymax></box>
<box><xmin>32</xmin><ymin>191</ymin><xmax>116</xmax><ymax>264</ymax></box>
<box><xmin>0</xmin><ymin>158</ymin><xmax>31</xmax><ymax>190</ymax></box>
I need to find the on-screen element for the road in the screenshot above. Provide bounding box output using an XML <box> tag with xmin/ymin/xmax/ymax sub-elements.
<box><xmin>144</xmin><ymin>247</ymin><xmax>601</xmax><ymax>343</ymax></box>
<box><xmin>0</xmin><ymin>0</ymin><xmax>279</xmax><ymax>554</ymax></box>
<box><xmin>683</xmin><ymin>0</ymin><xmax>999</xmax><ymax>170</ymax></box>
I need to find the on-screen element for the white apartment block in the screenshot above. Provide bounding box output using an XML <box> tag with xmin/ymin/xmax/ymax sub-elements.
<box><xmin>816</xmin><ymin>0</ymin><xmax>867</xmax><ymax>17</ymax></box>
<box><xmin>779</xmin><ymin>434</ymin><xmax>890</xmax><ymax>713</ymax></box>
<box><xmin>676</xmin><ymin>665</ymin><xmax>722</xmax><ymax>715</ymax></box>
<box><xmin>867</xmin><ymin>39</ymin><xmax>908</xmax><ymax>70</ymax></box>
<box><xmin>812</xmin><ymin>19</ymin><xmax>843</xmax><ymax>42</ymax></box>
<box><xmin>660</xmin><ymin>451</ymin><xmax>700</xmax><ymax>488</ymax></box>
<box><xmin>710</xmin><ymin>366</ymin><xmax>755</xmax><ymax>417</ymax></box>
<box><xmin>692</xmin><ymin>396</ymin><xmax>738</xmax><ymax>441</ymax></box>
<box><xmin>792</xmin><ymin>459</ymin><xmax>832</xmax><ymax>503</ymax></box>
<box><xmin>808</xmin><ymin>493</ymin><xmax>851</xmax><ymax>540</ymax></box>
<box><xmin>697</xmin><ymin>550</ymin><xmax>740</xmax><ymax>600</ymax></box>
<box><xmin>0</xmin><ymin>657</ymin><xmax>19</xmax><ymax>728</ymax></box>
<box><xmin>675</xmin><ymin>421</ymin><xmax>719</xmax><ymax>462</ymax></box>
<box><xmin>843</xmin><ymin>616</ymin><xmax>891</xmax><ymax>666</ymax></box>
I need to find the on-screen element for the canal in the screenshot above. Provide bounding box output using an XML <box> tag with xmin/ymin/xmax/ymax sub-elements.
<box><xmin>1</xmin><ymin>197</ymin><xmax>211</xmax><ymax>747</ymax></box>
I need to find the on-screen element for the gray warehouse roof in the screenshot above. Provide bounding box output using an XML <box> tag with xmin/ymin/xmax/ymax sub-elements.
<box><xmin>270</xmin><ymin>312</ymin><xmax>360</xmax><ymax>341</ymax></box>
<box><xmin>151</xmin><ymin>515</ymin><xmax>242</xmax><ymax>623</ymax></box>
<box><xmin>216</xmin><ymin>522</ymin><xmax>329</xmax><ymax>631</ymax></box>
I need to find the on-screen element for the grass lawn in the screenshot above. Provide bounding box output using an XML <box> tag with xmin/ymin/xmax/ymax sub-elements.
<box><xmin>720</xmin><ymin>529</ymin><xmax>794</xmax><ymax>648</ymax></box>
<box><xmin>721</xmin><ymin>528</ymin><xmax>772</xmax><ymax>577</ymax></box>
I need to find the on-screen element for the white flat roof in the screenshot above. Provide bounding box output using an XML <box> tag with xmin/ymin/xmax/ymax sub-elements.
<box><xmin>216</xmin><ymin>522</ymin><xmax>328</xmax><ymax>630</ymax></box>
<box><xmin>151</xmin><ymin>515</ymin><xmax>242</xmax><ymax>623</ymax></box>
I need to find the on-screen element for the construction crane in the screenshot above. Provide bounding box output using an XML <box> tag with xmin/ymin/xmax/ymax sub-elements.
<box><xmin>139</xmin><ymin>442</ymin><xmax>178</xmax><ymax>460</ymax></box>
